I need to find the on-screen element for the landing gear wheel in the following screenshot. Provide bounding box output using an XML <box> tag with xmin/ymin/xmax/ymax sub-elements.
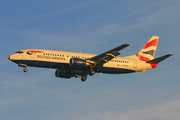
<box><xmin>81</xmin><ymin>75</ymin><xmax>87</xmax><ymax>82</ymax></box>
<box><xmin>89</xmin><ymin>69</ymin><xmax>95</xmax><ymax>76</ymax></box>
<box><xmin>23</xmin><ymin>68</ymin><xmax>27</xmax><ymax>72</ymax></box>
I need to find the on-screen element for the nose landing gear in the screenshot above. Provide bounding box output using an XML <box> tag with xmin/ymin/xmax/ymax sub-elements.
<box><xmin>18</xmin><ymin>63</ymin><xmax>27</xmax><ymax>73</ymax></box>
<box><xmin>23</xmin><ymin>67</ymin><xmax>27</xmax><ymax>72</ymax></box>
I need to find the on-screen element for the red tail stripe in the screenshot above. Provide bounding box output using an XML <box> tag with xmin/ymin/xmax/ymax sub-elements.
<box><xmin>136</xmin><ymin>54</ymin><xmax>158</xmax><ymax>68</ymax></box>
<box><xmin>143</xmin><ymin>39</ymin><xmax>158</xmax><ymax>49</ymax></box>
<box><xmin>136</xmin><ymin>53</ymin><xmax>150</xmax><ymax>61</ymax></box>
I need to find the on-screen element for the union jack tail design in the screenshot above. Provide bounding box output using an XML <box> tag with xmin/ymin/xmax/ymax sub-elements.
<box><xmin>136</xmin><ymin>36</ymin><xmax>159</xmax><ymax>61</ymax></box>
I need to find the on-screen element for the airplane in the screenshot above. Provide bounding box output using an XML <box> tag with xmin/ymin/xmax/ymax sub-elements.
<box><xmin>8</xmin><ymin>36</ymin><xmax>173</xmax><ymax>81</ymax></box>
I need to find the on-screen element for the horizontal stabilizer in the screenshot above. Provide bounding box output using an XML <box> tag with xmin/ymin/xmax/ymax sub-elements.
<box><xmin>146</xmin><ymin>54</ymin><xmax>173</xmax><ymax>64</ymax></box>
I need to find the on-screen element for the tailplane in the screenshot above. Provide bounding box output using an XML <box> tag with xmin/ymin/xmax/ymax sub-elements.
<box><xmin>145</xmin><ymin>54</ymin><xmax>173</xmax><ymax>68</ymax></box>
<box><xmin>136</xmin><ymin>36</ymin><xmax>159</xmax><ymax>61</ymax></box>
<box><xmin>146</xmin><ymin>54</ymin><xmax>173</xmax><ymax>64</ymax></box>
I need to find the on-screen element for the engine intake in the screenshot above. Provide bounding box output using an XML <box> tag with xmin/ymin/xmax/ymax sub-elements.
<box><xmin>55</xmin><ymin>69</ymin><xmax>72</xmax><ymax>79</ymax></box>
<box><xmin>69</xmin><ymin>58</ymin><xmax>90</xmax><ymax>68</ymax></box>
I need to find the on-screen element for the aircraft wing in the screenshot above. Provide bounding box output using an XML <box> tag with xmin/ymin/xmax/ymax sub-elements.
<box><xmin>87</xmin><ymin>44</ymin><xmax>131</xmax><ymax>67</ymax></box>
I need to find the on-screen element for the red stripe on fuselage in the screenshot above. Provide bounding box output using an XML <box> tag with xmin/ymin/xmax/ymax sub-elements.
<box><xmin>27</xmin><ymin>51</ymin><xmax>44</xmax><ymax>53</ymax></box>
<box><xmin>143</xmin><ymin>39</ymin><xmax>158</xmax><ymax>49</ymax></box>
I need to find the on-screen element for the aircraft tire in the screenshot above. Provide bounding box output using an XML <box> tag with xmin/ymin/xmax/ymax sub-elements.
<box><xmin>81</xmin><ymin>75</ymin><xmax>87</xmax><ymax>81</ymax></box>
<box><xmin>89</xmin><ymin>70</ymin><xmax>95</xmax><ymax>76</ymax></box>
<box><xmin>23</xmin><ymin>68</ymin><xmax>27</xmax><ymax>72</ymax></box>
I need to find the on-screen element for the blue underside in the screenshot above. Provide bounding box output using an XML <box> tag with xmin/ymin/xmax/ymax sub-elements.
<box><xmin>11</xmin><ymin>60</ymin><xmax>135</xmax><ymax>74</ymax></box>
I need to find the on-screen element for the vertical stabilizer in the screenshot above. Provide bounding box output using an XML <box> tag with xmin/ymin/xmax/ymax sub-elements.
<box><xmin>136</xmin><ymin>36</ymin><xmax>159</xmax><ymax>61</ymax></box>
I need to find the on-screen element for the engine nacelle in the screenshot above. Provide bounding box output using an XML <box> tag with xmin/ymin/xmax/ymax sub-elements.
<box><xmin>55</xmin><ymin>69</ymin><xmax>72</xmax><ymax>79</ymax></box>
<box><xmin>69</xmin><ymin>58</ymin><xmax>90</xmax><ymax>68</ymax></box>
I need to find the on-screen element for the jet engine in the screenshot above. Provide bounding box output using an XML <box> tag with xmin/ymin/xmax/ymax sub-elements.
<box><xmin>69</xmin><ymin>58</ymin><xmax>90</xmax><ymax>68</ymax></box>
<box><xmin>55</xmin><ymin>69</ymin><xmax>72</xmax><ymax>79</ymax></box>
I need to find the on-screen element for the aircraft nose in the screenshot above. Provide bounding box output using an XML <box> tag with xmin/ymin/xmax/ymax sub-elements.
<box><xmin>8</xmin><ymin>55</ymin><xmax>10</xmax><ymax>60</ymax></box>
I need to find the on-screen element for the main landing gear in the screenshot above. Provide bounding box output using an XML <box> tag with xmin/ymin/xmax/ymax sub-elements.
<box><xmin>81</xmin><ymin>68</ymin><xmax>95</xmax><ymax>82</ymax></box>
<box><xmin>81</xmin><ymin>75</ymin><xmax>87</xmax><ymax>82</ymax></box>
<box><xmin>89</xmin><ymin>69</ymin><xmax>95</xmax><ymax>76</ymax></box>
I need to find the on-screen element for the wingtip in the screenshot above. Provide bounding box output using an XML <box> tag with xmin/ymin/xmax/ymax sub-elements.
<box><xmin>169</xmin><ymin>53</ymin><xmax>174</xmax><ymax>56</ymax></box>
<box><xmin>123</xmin><ymin>44</ymin><xmax>131</xmax><ymax>46</ymax></box>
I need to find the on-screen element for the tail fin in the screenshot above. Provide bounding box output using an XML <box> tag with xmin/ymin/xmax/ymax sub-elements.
<box><xmin>136</xmin><ymin>36</ymin><xmax>159</xmax><ymax>61</ymax></box>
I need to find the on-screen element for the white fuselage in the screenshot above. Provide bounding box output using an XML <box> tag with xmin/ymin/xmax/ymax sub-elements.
<box><xmin>8</xmin><ymin>49</ymin><xmax>153</xmax><ymax>74</ymax></box>
<box><xmin>8</xmin><ymin>36</ymin><xmax>172</xmax><ymax>81</ymax></box>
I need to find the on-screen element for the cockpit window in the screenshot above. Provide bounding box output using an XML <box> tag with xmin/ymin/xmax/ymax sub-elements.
<box><xmin>16</xmin><ymin>51</ymin><xmax>24</xmax><ymax>54</ymax></box>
